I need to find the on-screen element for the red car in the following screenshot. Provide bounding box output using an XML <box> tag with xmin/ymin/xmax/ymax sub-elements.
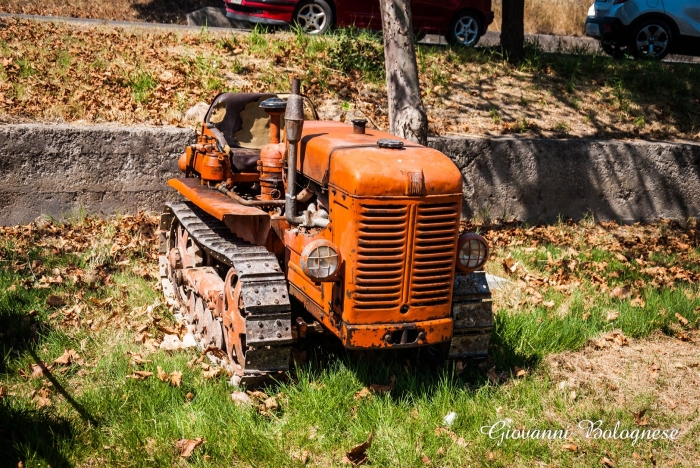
<box><xmin>225</xmin><ymin>0</ymin><xmax>494</xmax><ymax>47</ymax></box>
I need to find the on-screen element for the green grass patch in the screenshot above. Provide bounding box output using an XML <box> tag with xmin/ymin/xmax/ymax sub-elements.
<box><xmin>1</xmin><ymin>217</ymin><xmax>699</xmax><ymax>466</ymax></box>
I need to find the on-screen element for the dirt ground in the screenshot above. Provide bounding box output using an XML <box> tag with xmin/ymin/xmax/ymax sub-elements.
<box><xmin>1</xmin><ymin>19</ymin><xmax>698</xmax><ymax>142</ymax></box>
<box><xmin>547</xmin><ymin>330</ymin><xmax>700</xmax><ymax>464</ymax></box>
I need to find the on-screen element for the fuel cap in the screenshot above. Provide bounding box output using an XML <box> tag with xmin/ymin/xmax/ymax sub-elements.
<box><xmin>259</xmin><ymin>97</ymin><xmax>287</xmax><ymax>110</ymax></box>
<box><xmin>377</xmin><ymin>139</ymin><xmax>404</xmax><ymax>149</ymax></box>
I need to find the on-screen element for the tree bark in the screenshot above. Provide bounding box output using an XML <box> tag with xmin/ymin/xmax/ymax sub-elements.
<box><xmin>378</xmin><ymin>0</ymin><xmax>428</xmax><ymax>145</ymax></box>
<box><xmin>500</xmin><ymin>0</ymin><xmax>525</xmax><ymax>62</ymax></box>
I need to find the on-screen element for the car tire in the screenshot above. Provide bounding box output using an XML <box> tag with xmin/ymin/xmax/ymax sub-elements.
<box><xmin>445</xmin><ymin>11</ymin><xmax>482</xmax><ymax>47</ymax></box>
<box><xmin>629</xmin><ymin>18</ymin><xmax>673</xmax><ymax>60</ymax></box>
<box><xmin>601</xmin><ymin>41</ymin><xmax>627</xmax><ymax>59</ymax></box>
<box><xmin>293</xmin><ymin>0</ymin><xmax>333</xmax><ymax>35</ymax></box>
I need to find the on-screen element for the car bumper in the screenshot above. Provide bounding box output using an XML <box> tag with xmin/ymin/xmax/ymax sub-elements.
<box><xmin>584</xmin><ymin>16</ymin><xmax>628</xmax><ymax>44</ymax></box>
<box><xmin>225</xmin><ymin>1</ymin><xmax>296</xmax><ymax>25</ymax></box>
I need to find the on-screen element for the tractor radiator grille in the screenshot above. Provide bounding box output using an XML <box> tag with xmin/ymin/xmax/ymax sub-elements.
<box><xmin>355</xmin><ymin>205</ymin><xmax>409</xmax><ymax>310</ymax></box>
<box><xmin>355</xmin><ymin>202</ymin><xmax>459</xmax><ymax>310</ymax></box>
<box><xmin>411</xmin><ymin>203</ymin><xmax>460</xmax><ymax>306</ymax></box>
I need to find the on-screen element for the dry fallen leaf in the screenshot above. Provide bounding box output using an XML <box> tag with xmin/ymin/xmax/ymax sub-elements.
<box><xmin>601</xmin><ymin>456</ymin><xmax>616</xmax><ymax>467</ymax></box>
<box><xmin>0</xmin><ymin>385</ymin><xmax>7</xmax><ymax>399</ymax></box>
<box><xmin>32</xmin><ymin>388</ymin><xmax>52</xmax><ymax>408</ymax></box>
<box><xmin>502</xmin><ymin>253</ymin><xmax>518</xmax><ymax>274</ymax></box>
<box><xmin>630</xmin><ymin>295</ymin><xmax>646</xmax><ymax>308</ymax></box>
<box><xmin>562</xmin><ymin>443</ymin><xmax>578</xmax><ymax>452</ymax></box>
<box><xmin>434</xmin><ymin>427</ymin><xmax>467</xmax><ymax>447</ymax></box>
<box><xmin>354</xmin><ymin>387</ymin><xmax>372</xmax><ymax>400</ymax></box>
<box><xmin>157</xmin><ymin>366</ymin><xmax>168</xmax><ymax>382</ymax></box>
<box><xmin>176</xmin><ymin>437</ymin><xmax>204</xmax><ymax>458</ymax></box>
<box><xmin>605</xmin><ymin>310</ymin><xmax>620</xmax><ymax>322</ymax></box>
<box><xmin>603</xmin><ymin>331</ymin><xmax>629</xmax><ymax>347</ymax></box>
<box><xmin>128</xmin><ymin>371</ymin><xmax>153</xmax><ymax>380</ymax></box>
<box><xmin>422</xmin><ymin>455</ymin><xmax>431</xmax><ymax>464</ymax></box>
<box><xmin>202</xmin><ymin>367</ymin><xmax>225</xmax><ymax>379</ymax></box>
<box><xmin>53</xmin><ymin>349</ymin><xmax>81</xmax><ymax>366</ymax></box>
<box><xmin>487</xmin><ymin>367</ymin><xmax>500</xmax><ymax>385</ymax></box>
<box><xmin>675</xmin><ymin>313</ymin><xmax>689</xmax><ymax>326</ymax></box>
<box><xmin>650</xmin><ymin>363</ymin><xmax>660</xmax><ymax>378</ymax></box>
<box><xmin>344</xmin><ymin>434</ymin><xmax>373</xmax><ymax>465</ymax></box>
<box><xmin>170</xmin><ymin>371</ymin><xmax>182</xmax><ymax>387</ymax></box>
<box><xmin>46</xmin><ymin>295</ymin><xmax>66</xmax><ymax>307</ymax></box>
<box><xmin>630</xmin><ymin>409</ymin><xmax>649</xmax><ymax>426</ymax></box>
<box><xmin>31</xmin><ymin>363</ymin><xmax>50</xmax><ymax>378</ymax></box>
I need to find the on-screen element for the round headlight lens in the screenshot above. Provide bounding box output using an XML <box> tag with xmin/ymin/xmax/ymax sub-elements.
<box><xmin>300</xmin><ymin>240</ymin><xmax>340</xmax><ymax>282</ymax></box>
<box><xmin>457</xmin><ymin>233</ymin><xmax>489</xmax><ymax>272</ymax></box>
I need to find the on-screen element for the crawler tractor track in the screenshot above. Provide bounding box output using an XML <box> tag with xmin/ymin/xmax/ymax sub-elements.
<box><xmin>159</xmin><ymin>201</ymin><xmax>293</xmax><ymax>387</ymax></box>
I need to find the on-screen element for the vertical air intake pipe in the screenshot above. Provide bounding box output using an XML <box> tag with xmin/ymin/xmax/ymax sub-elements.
<box><xmin>285</xmin><ymin>78</ymin><xmax>306</xmax><ymax>225</ymax></box>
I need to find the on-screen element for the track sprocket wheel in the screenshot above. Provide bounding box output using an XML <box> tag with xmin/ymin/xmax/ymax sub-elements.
<box><xmin>223</xmin><ymin>268</ymin><xmax>247</xmax><ymax>373</ymax></box>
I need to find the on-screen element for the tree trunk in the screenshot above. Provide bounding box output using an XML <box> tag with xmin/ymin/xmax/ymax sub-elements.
<box><xmin>378</xmin><ymin>0</ymin><xmax>428</xmax><ymax>145</ymax></box>
<box><xmin>500</xmin><ymin>0</ymin><xmax>525</xmax><ymax>62</ymax></box>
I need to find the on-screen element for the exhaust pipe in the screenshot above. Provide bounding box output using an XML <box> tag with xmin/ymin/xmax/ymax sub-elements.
<box><xmin>285</xmin><ymin>78</ymin><xmax>305</xmax><ymax>225</ymax></box>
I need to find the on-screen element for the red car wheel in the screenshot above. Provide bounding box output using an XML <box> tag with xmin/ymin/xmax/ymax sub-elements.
<box><xmin>446</xmin><ymin>11</ymin><xmax>482</xmax><ymax>47</ymax></box>
<box><xmin>294</xmin><ymin>0</ymin><xmax>333</xmax><ymax>35</ymax></box>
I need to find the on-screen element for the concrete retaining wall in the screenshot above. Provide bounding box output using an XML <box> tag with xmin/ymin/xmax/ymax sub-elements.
<box><xmin>1</xmin><ymin>124</ymin><xmax>699</xmax><ymax>225</ymax></box>
<box><xmin>430</xmin><ymin>136</ymin><xmax>700</xmax><ymax>223</ymax></box>
<box><xmin>0</xmin><ymin>124</ymin><xmax>194</xmax><ymax>225</ymax></box>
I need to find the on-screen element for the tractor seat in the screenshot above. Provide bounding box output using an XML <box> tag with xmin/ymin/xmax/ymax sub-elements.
<box><xmin>203</xmin><ymin>92</ymin><xmax>318</xmax><ymax>173</ymax></box>
<box><xmin>204</xmin><ymin>92</ymin><xmax>275</xmax><ymax>173</ymax></box>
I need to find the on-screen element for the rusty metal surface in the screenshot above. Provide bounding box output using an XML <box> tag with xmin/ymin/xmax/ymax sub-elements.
<box><xmin>449</xmin><ymin>271</ymin><xmax>493</xmax><ymax>359</ymax></box>
<box><xmin>340</xmin><ymin>197</ymin><xmax>461</xmax><ymax>326</ymax></box>
<box><xmin>168</xmin><ymin>177</ymin><xmax>271</xmax><ymax>245</ymax></box>
<box><xmin>452</xmin><ymin>300</ymin><xmax>493</xmax><ymax>329</ymax></box>
<box><xmin>453</xmin><ymin>272</ymin><xmax>491</xmax><ymax>298</ymax></box>
<box><xmin>448</xmin><ymin>332</ymin><xmax>492</xmax><ymax>359</ymax></box>
<box><xmin>163</xmin><ymin>201</ymin><xmax>293</xmax><ymax>388</ymax></box>
<box><xmin>341</xmin><ymin>318</ymin><xmax>453</xmax><ymax>350</ymax></box>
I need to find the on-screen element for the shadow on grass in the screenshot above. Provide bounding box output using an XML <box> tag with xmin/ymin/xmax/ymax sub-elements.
<box><xmin>0</xmin><ymin>285</ymin><xmax>97</xmax><ymax>465</ymax></box>
<box><xmin>0</xmin><ymin>289</ymin><xmax>45</xmax><ymax>374</ymax></box>
<box><xmin>420</xmin><ymin>40</ymin><xmax>700</xmax><ymax>140</ymax></box>
<box><xmin>0</xmin><ymin>400</ymin><xmax>75</xmax><ymax>468</ymax></box>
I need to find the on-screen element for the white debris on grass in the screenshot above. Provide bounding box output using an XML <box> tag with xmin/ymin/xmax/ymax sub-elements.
<box><xmin>443</xmin><ymin>412</ymin><xmax>458</xmax><ymax>426</ymax></box>
<box><xmin>485</xmin><ymin>273</ymin><xmax>510</xmax><ymax>291</ymax></box>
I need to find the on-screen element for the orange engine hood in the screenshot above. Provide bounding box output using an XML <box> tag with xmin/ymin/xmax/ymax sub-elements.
<box><xmin>296</xmin><ymin>121</ymin><xmax>462</xmax><ymax>197</ymax></box>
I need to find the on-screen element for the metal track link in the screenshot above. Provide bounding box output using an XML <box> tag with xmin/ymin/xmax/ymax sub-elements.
<box><xmin>162</xmin><ymin>201</ymin><xmax>292</xmax><ymax>386</ymax></box>
<box><xmin>449</xmin><ymin>272</ymin><xmax>493</xmax><ymax>360</ymax></box>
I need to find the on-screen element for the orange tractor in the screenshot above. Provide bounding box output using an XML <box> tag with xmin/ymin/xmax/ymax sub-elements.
<box><xmin>159</xmin><ymin>80</ymin><xmax>492</xmax><ymax>386</ymax></box>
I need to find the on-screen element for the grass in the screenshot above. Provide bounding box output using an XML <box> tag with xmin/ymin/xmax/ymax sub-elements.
<box><xmin>1</xmin><ymin>215</ymin><xmax>699</xmax><ymax>466</ymax></box>
<box><xmin>1</xmin><ymin>19</ymin><xmax>698</xmax><ymax>140</ymax></box>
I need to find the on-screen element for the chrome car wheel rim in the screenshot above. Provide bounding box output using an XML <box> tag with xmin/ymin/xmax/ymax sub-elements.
<box><xmin>297</xmin><ymin>4</ymin><xmax>327</xmax><ymax>34</ymax></box>
<box><xmin>635</xmin><ymin>24</ymin><xmax>669</xmax><ymax>58</ymax></box>
<box><xmin>454</xmin><ymin>16</ymin><xmax>479</xmax><ymax>46</ymax></box>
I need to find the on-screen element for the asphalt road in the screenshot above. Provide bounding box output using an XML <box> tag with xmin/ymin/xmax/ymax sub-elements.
<box><xmin>1</xmin><ymin>11</ymin><xmax>697</xmax><ymax>63</ymax></box>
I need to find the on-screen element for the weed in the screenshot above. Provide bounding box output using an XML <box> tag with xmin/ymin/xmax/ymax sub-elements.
<box><xmin>489</xmin><ymin>107</ymin><xmax>501</xmax><ymax>124</ymax></box>
<box><xmin>554</xmin><ymin>121</ymin><xmax>569</xmax><ymax>133</ymax></box>
<box><xmin>125</xmin><ymin>70</ymin><xmax>156</xmax><ymax>104</ymax></box>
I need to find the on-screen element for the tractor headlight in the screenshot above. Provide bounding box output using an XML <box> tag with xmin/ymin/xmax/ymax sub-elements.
<box><xmin>300</xmin><ymin>240</ymin><xmax>341</xmax><ymax>282</ymax></box>
<box><xmin>456</xmin><ymin>233</ymin><xmax>489</xmax><ymax>272</ymax></box>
